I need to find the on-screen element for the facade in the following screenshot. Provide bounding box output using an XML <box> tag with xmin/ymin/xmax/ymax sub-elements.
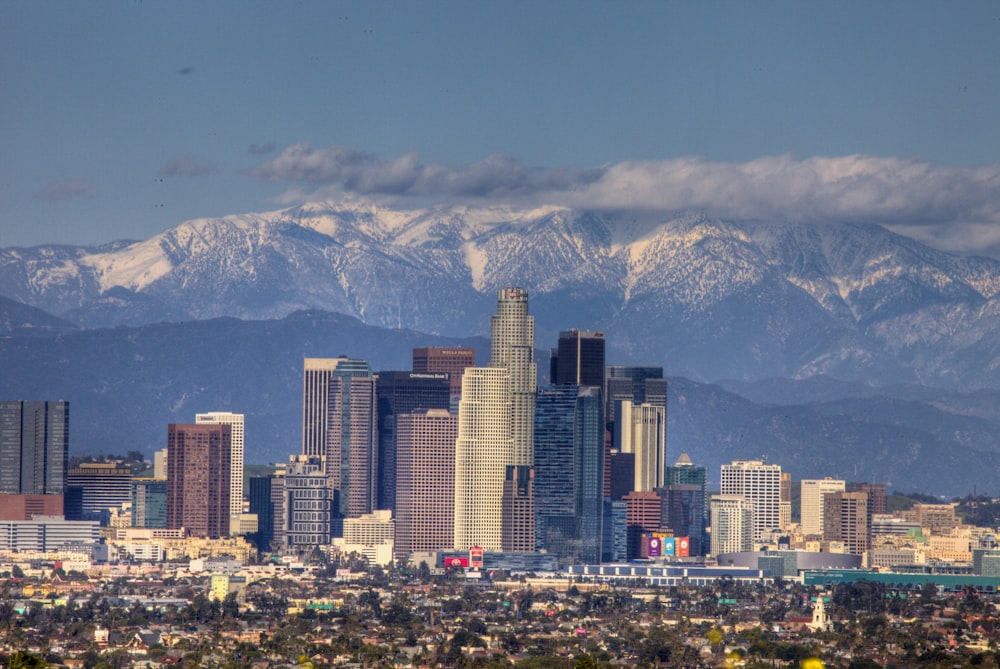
<box><xmin>615</xmin><ymin>400</ymin><xmax>666</xmax><ymax>492</ymax></box>
<box><xmin>283</xmin><ymin>455</ymin><xmax>331</xmax><ymax>547</ymax></box>
<box><xmin>623</xmin><ymin>490</ymin><xmax>662</xmax><ymax>560</ymax></box>
<box><xmin>343</xmin><ymin>509</ymin><xmax>394</xmax><ymax>546</ymax></box>
<box><xmin>661</xmin><ymin>484</ymin><xmax>706</xmax><ymax>556</ymax></box>
<box><xmin>374</xmin><ymin>371</ymin><xmax>450</xmax><ymax>512</ymax></box>
<box><xmin>0</xmin><ymin>516</ymin><xmax>100</xmax><ymax>552</ymax></box>
<box><xmin>0</xmin><ymin>400</ymin><xmax>69</xmax><ymax>495</ymax></box>
<box><xmin>550</xmin><ymin>330</ymin><xmax>605</xmax><ymax>387</ymax></box>
<box><xmin>710</xmin><ymin>494</ymin><xmax>754</xmax><ymax>555</ymax></box>
<box><xmin>533</xmin><ymin>385</ymin><xmax>605</xmax><ymax>564</ymax></box>
<box><xmin>412</xmin><ymin>347</ymin><xmax>475</xmax><ymax>397</ymax></box>
<box><xmin>66</xmin><ymin>462</ymin><xmax>132</xmax><ymax>521</ymax></box>
<box><xmin>501</xmin><ymin>465</ymin><xmax>536</xmax><ymax>553</ymax></box>
<box><xmin>604</xmin><ymin>367</ymin><xmax>666</xmax><ymax>426</ymax></box>
<box><xmin>153</xmin><ymin>448</ymin><xmax>168</xmax><ymax>479</ymax></box>
<box><xmin>720</xmin><ymin>460</ymin><xmax>782</xmax><ymax>543</ymax></box>
<box><xmin>166</xmin><ymin>423</ymin><xmax>232</xmax><ymax>539</ymax></box>
<box><xmin>823</xmin><ymin>490</ymin><xmax>871</xmax><ymax>555</ymax></box>
<box><xmin>195</xmin><ymin>412</ymin><xmax>245</xmax><ymax>523</ymax></box>
<box><xmin>0</xmin><ymin>493</ymin><xmax>63</xmax><ymax>521</ymax></box>
<box><xmin>454</xmin><ymin>367</ymin><xmax>511</xmax><ymax>550</ymax></box>
<box><xmin>455</xmin><ymin>288</ymin><xmax>537</xmax><ymax>551</ymax></box>
<box><xmin>394</xmin><ymin>409</ymin><xmax>456</xmax><ymax>560</ymax></box>
<box><xmin>131</xmin><ymin>478</ymin><xmax>167</xmax><ymax>529</ymax></box>
<box><xmin>850</xmin><ymin>482</ymin><xmax>887</xmax><ymax>515</ymax></box>
<box><xmin>248</xmin><ymin>476</ymin><xmax>275</xmax><ymax>551</ymax></box>
<box><xmin>800</xmin><ymin>478</ymin><xmax>846</xmax><ymax>536</ymax></box>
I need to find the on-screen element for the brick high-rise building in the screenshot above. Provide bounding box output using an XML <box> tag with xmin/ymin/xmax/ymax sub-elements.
<box><xmin>501</xmin><ymin>465</ymin><xmax>535</xmax><ymax>553</ymax></box>
<box><xmin>823</xmin><ymin>490</ymin><xmax>870</xmax><ymax>555</ymax></box>
<box><xmin>195</xmin><ymin>412</ymin><xmax>245</xmax><ymax>524</ymax></box>
<box><xmin>394</xmin><ymin>409</ymin><xmax>457</xmax><ymax>560</ymax></box>
<box><xmin>412</xmin><ymin>347</ymin><xmax>475</xmax><ymax>398</ymax></box>
<box><xmin>166</xmin><ymin>423</ymin><xmax>232</xmax><ymax>538</ymax></box>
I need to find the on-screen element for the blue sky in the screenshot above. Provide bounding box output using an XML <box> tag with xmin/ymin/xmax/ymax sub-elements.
<box><xmin>3</xmin><ymin>1</ymin><xmax>1000</xmax><ymax>253</ymax></box>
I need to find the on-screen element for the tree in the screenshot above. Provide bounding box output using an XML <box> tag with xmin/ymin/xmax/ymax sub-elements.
<box><xmin>7</xmin><ymin>651</ymin><xmax>47</xmax><ymax>669</ymax></box>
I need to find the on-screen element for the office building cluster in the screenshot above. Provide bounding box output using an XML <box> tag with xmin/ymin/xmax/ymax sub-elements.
<box><xmin>10</xmin><ymin>287</ymin><xmax>985</xmax><ymax>574</ymax></box>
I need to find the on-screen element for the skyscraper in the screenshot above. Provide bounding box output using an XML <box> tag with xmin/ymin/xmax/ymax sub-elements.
<box><xmin>502</xmin><ymin>465</ymin><xmax>535</xmax><ymax>553</ymax></box>
<box><xmin>412</xmin><ymin>347</ymin><xmax>475</xmax><ymax>398</ymax></box>
<box><xmin>720</xmin><ymin>459</ymin><xmax>782</xmax><ymax>543</ymax></box>
<box><xmin>614</xmin><ymin>400</ymin><xmax>666</xmax><ymax>492</ymax></box>
<box><xmin>801</xmin><ymin>478</ymin><xmax>846</xmax><ymax>537</ymax></box>
<box><xmin>283</xmin><ymin>454</ymin><xmax>332</xmax><ymax>547</ymax></box>
<box><xmin>132</xmin><ymin>478</ymin><xmax>167</xmax><ymax>529</ymax></box>
<box><xmin>248</xmin><ymin>475</ymin><xmax>276</xmax><ymax>551</ymax></box>
<box><xmin>375</xmin><ymin>371</ymin><xmax>450</xmax><ymax>512</ymax></box>
<box><xmin>394</xmin><ymin>409</ymin><xmax>457</xmax><ymax>560</ymax></box>
<box><xmin>604</xmin><ymin>367</ymin><xmax>666</xmax><ymax>425</ymax></box>
<box><xmin>490</xmin><ymin>287</ymin><xmax>536</xmax><ymax>467</ymax></box>
<box><xmin>661</xmin><ymin>484</ymin><xmax>705</xmax><ymax>556</ymax></box>
<box><xmin>533</xmin><ymin>385</ymin><xmax>604</xmax><ymax>563</ymax></box>
<box><xmin>196</xmin><ymin>412</ymin><xmax>245</xmax><ymax>525</ymax></box>
<box><xmin>166</xmin><ymin>423</ymin><xmax>232</xmax><ymax>538</ymax></box>
<box><xmin>454</xmin><ymin>288</ymin><xmax>537</xmax><ymax>551</ymax></box>
<box><xmin>823</xmin><ymin>490</ymin><xmax>870</xmax><ymax>555</ymax></box>
<box><xmin>0</xmin><ymin>400</ymin><xmax>69</xmax><ymax>495</ymax></box>
<box><xmin>301</xmin><ymin>357</ymin><xmax>377</xmax><ymax>527</ymax></box>
<box><xmin>454</xmin><ymin>367</ymin><xmax>511</xmax><ymax>550</ymax></box>
<box><xmin>551</xmin><ymin>330</ymin><xmax>605</xmax><ymax>387</ymax></box>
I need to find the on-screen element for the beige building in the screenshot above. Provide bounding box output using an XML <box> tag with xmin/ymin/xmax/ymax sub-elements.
<box><xmin>800</xmin><ymin>478</ymin><xmax>846</xmax><ymax>537</ymax></box>
<box><xmin>196</xmin><ymin>411</ymin><xmax>245</xmax><ymax>529</ymax></box>
<box><xmin>720</xmin><ymin>460</ymin><xmax>782</xmax><ymax>542</ymax></box>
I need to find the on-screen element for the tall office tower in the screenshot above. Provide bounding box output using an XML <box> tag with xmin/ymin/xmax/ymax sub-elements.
<box><xmin>604</xmin><ymin>367</ymin><xmax>666</xmax><ymax>425</ymax></box>
<box><xmin>801</xmin><ymin>478</ymin><xmax>846</xmax><ymax>536</ymax></box>
<box><xmin>166</xmin><ymin>423</ymin><xmax>232</xmax><ymax>538</ymax></box>
<box><xmin>269</xmin><ymin>469</ymin><xmax>287</xmax><ymax>549</ymax></box>
<box><xmin>710</xmin><ymin>494</ymin><xmax>755</xmax><ymax>555</ymax></box>
<box><xmin>394</xmin><ymin>409</ymin><xmax>457</xmax><ymax>560</ymax></box>
<box><xmin>153</xmin><ymin>448</ymin><xmax>168</xmax><ymax>479</ymax></box>
<box><xmin>720</xmin><ymin>459</ymin><xmax>782</xmax><ymax>543</ymax></box>
<box><xmin>603</xmin><ymin>499</ymin><xmax>628</xmax><ymax>562</ymax></box>
<box><xmin>412</xmin><ymin>347</ymin><xmax>475</xmax><ymax>398</ymax></box>
<box><xmin>780</xmin><ymin>472</ymin><xmax>792</xmax><ymax>531</ymax></box>
<box><xmin>661</xmin><ymin>484</ymin><xmax>705</xmax><ymax>556</ymax></box>
<box><xmin>132</xmin><ymin>478</ymin><xmax>167</xmax><ymax>529</ymax></box>
<box><xmin>501</xmin><ymin>465</ymin><xmax>535</xmax><ymax>553</ymax></box>
<box><xmin>533</xmin><ymin>385</ymin><xmax>605</xmax><ymax>564</ymax></box>
<box><xmin>849</xmin><ymin>482</ymin><xmax>887</xmax><ymax>515</ymax></box>
<box><xmin>608</xmin><ymin>451</ymin><xmax>636</xmax><ymax>500</ymax></box>
<box><xmin>375</xmin><ymin>371</ymin><xmax>450</xmax><ymax>512</ymax></box>
<box><xmin>0</xmin><ymin>400</ymin><xmax>69</xmax><ymax>495</ymax></box>
<box><xmin>301</xmin><ymin>357</ymin><xmax>377</xmax><ymax>525</ymax></box>
<box><xmin>454</xmin><ymin>367</ymin><xmax>511</xmax><ymax>550</ymax></box>
<box><xmin>196</xmin><ymin>412</ymin><xmax>245</xmax><ymax>524</ymax></box>
<box><xmin>248</xmin><ymin>476</ymin><xmax>276</xmax><ymax>551</ymax></box>
<box><xmin>823</xmin><ymin>490</ymin><xmax>870</xmax><ymax>555</ymax></box>
<box><xmin>65</xmin><ymin>463</ymin><xmax>132</xmax><ymax>521</ymax></box>
<box><xmin>623</xmin><ymin>490</ymin><xmax>662</xmax><ymax>559</ymax></box>
<box><xmin>283</xmin><ymin>455</ymin><xmax>331</xmax><ymax>547</ymax></box>
<box><xmin>551</xmin><ymin>330</ymin><xmax>605</xmax><ymax>386</ymax></box>
<box><xmin>666</xmin><ymin>453</ymin><xmax>707</xmax><ymax>487</ymax></box>
<box><xmin>614</xmin><ymin>400</ymin><xmax>666</xmax><ymax>491</ymax></box>
<box><xmin>454</xmin><ymin>288</ymin><xmax>537</xmax><ymax>551</ymax></box>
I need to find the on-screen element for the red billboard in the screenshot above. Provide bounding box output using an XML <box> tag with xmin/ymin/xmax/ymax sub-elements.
<box><xmin>445</xmin><ymin>556</ymin><xmax>469</xmax><ymax>568</ymax></box>
<box><xmin>470</xmin><ymin>546</ymin><xmax>484</xmax><ymax>568</ymax></box>
<box><xmin>676</xmin><ymin>537</ymin><xmax>690</xmax><ymax>557</ymax></box>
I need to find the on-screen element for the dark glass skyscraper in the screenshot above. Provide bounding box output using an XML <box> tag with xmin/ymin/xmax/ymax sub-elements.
<box><xmin>248</xmin><ymin>475</ymin><xmax>275</xmax><ymax>550</ymax></box>
<box><xmin>604</xmin><ymin>366</ymin><xmax>666</xmax><ymax>425</ymax></box>
<box><xmin>375</xmin><ymin>371</ymin><xmax>450</xmax><ymax>512</ymax></box>
<box><xmin>551</xmin><ymin>330</ymin><xmax>605</xmax><ymax>387</ymax></box>
<box><xmin>533</xmin><ymin>385</ymin><xmax>604</xmax><ymax>564</ymax></box>
<box><xmin>0</xmin><ymin>400</ymin><xmax>69</xmax><ymax>495</ymax></box>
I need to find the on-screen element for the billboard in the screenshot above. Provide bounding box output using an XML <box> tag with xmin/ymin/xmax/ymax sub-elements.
<box><xmin>470</xmin><ymin>546</ymin><xmax>484</xmax><ymax>568</ymax></box>
<box><xmin>676</xmin><ymin>537</ymin><xmax>690</xmax><ymax>557</ymax></box>
<box><xmin>445</xmin><ymin>556</ymin><xmax>469</xmax><ymax>568</ymax></box>
<box><xmin>645</xmin><ymin>533</ymin><xmax>687</xmax><ymax>558</ymax></box>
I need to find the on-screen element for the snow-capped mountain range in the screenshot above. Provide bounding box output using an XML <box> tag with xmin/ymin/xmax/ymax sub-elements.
<box><xmin>5</xmin><ymin>200</ymin><xmax>1000</xmax><ymax>387</ymax></box>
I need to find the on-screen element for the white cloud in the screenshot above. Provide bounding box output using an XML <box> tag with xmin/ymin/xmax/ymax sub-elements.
<box><xmin>158</xmin><ymin>155</ymin><xmax>216</xmax><ymax>177</ymax></box>
<box><xmin>250</xmin><ymin>145</ymin><xmax>1000</xmax><ymax>230</ymax></box>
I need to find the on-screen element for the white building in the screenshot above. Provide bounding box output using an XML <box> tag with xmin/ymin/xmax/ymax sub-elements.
<box><xmin>617</xmin><ymin>400</ymin><xmax>666</xmax><ymax>491</ymax></box>
<box><xmin>454</xmin><ymin>288</ymin><xmax>537</xmax><ymax>551</ymax></box>
<box><xmin>720</xmin><ymin>460</ymin><xmax>782</xmax><ymax>542</ymax></box>
<box><xmin>0</xmin><ymin>516</ymin><xmax>100</xmax><ymax>552</ymax></box>
<box><xmin>710</xmin><ymin>495</ymin><xmax>754</xmax><ymax>555</ymax></box>
<box><xmin>800</xmin><ymin>478</ymin><xmax>845</xmax><ymax>537</ymax></box>
<box><xmin>196</xmin><ymin>411</ymin><xmax>245</xmax><ymax>529</ymax></box>
<box><xmin>454</xmin><ymin>367</ymin><xmax>511</xmax><ymax>550</ymax></box>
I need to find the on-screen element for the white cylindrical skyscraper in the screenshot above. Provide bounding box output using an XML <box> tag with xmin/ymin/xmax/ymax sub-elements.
<box><xmin>489</xmin><ymin>287</ymin><xmax>536</xmax><ymax>466</ymax></box>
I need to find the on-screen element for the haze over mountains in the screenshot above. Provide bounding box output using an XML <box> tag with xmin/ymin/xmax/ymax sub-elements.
<box><xmin>4</xmin><ymin>200</ymin><xmax>1000</xmax><ymax>496</ymax></box>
